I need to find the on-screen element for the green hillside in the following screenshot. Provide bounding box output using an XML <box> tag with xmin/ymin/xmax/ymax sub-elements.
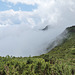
<box><xmin>0</xmin><ymin>26</ymin><xmax>75</xmax><ymax>75</ymax></box>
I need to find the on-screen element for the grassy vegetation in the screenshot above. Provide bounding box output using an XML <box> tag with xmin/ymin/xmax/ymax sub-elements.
<box><xmin>0</xmin><ymin>26</ymin><xmax>75</xmax><ymax>75</ymax></box>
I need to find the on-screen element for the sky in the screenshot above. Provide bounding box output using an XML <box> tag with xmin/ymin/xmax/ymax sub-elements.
<box><xmin>0</xmin><ymin>0</ymin><xmax>37</xmax><ymax>11</ymax></box>
<box><xmin>0</xmin><ymin>0</ymin><xmax>75</xmax><ymax>57</ymax></box>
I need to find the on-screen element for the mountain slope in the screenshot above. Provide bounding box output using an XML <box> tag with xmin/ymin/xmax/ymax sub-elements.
<box><xmin>39</xmin><ymin>25</ymin><xmax>75</xmax><ymax>65</ymax></box>
<box><xmin>0</xmin><ymin>26</ymin><xmax>75</xmax><ymax>75</ymax></box>
<box><xmin>35</xmin><ymin>25</ymin><xmax>75</xmax><ymax>74</ymax></box>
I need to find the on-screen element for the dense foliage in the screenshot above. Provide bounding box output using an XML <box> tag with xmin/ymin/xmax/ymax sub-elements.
<box><xmin>0</xmin><ymin>26</ymin><xmax>75</xmax><ymax>75</ymax></box>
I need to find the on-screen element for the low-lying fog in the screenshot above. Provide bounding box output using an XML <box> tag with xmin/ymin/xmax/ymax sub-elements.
<box><xmin>0</xmin><ymin>25</ymin><xmax>72</xmax><ymax>57</ymax></box>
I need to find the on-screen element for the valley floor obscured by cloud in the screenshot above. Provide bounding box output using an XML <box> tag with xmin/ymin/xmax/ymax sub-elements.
<box><xmin>0</xmin><ymin>0</ymin><xmax>75</xmax><ymax>57</ymax></box>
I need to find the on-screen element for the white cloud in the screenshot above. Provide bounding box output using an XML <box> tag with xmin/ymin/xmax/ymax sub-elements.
<box><xmin>0</xmin><ymin>0</ymin><xmax>75</xmax><ymax>57</ymax></box>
